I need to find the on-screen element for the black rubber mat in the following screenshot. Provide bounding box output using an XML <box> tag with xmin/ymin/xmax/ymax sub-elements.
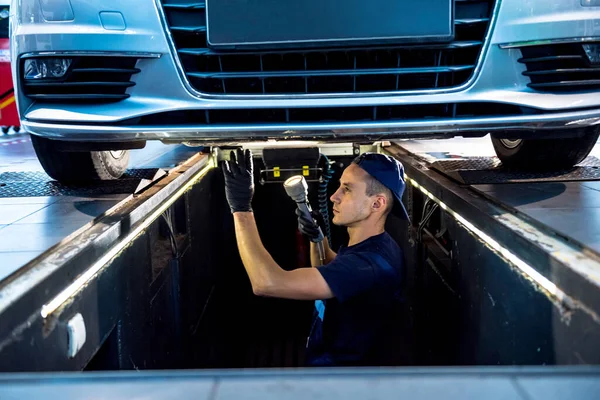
<box><xmin>429</xmin><ymin>156</ymin><xmax>600</xmax><ymax>185</ymax></box>
<box><xmin>0</xmin><ymin>169</ymin><xmax>167</xmax><ymax>197</ymax></box>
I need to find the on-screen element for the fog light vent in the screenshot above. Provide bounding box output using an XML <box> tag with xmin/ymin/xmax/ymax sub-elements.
<box><xmin>21</xmin><ymin>56</ymin><xmax>141</xmax><ymax>103</ymax></box>
<box><xmin>24</xmin><ymin>58</ymin><xmax>72</xmax><ymax>80</ymax></box>
<box><xmin>517</xmin><ymin>43</ymin><xmax>600</xmax><ymax>92</ymax></box>
<box><xmin>583</xmin><ymin>44</ymin><xmax>600</xmax><ymax>64</ymax></box>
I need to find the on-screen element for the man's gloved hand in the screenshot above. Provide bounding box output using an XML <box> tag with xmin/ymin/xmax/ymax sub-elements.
<box><xmin>222</xmin><ymin>148</ymin><xmax>254</xmax><ymax>213</ymax></box>
<box><xmin>296</xmin><ymin>208</ymin><xmax>325</xmax><ymax>242</ymax></box>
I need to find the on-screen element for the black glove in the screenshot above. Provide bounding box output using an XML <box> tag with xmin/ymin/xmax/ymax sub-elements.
<box><xmin>222</xmin><ymin>149</ymin><xmax>254</xmax><ymax>213</ymax></box>
<box><xmin>296</xmin><ymin>208</ymin><xmax>325</xmax><ymax>242</ymax></box>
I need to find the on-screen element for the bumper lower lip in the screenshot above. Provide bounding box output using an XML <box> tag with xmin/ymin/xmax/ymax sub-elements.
<box><xmin>22</xmin><ymin>107</ymin><xmax>600</xmax><ymax>143</ymax></box>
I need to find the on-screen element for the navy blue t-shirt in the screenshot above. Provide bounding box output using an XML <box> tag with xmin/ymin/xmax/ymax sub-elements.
<box><xmin>305</xmin><ymin>231</ymin><xmax>403</xmax><ymax>366</ymax></box>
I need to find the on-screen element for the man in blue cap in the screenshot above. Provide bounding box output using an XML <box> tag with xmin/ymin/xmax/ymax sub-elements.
<box><xmin>223</xmin><ymin>150</ymin><xmax>408</xmax><ymax>367</ymax></box>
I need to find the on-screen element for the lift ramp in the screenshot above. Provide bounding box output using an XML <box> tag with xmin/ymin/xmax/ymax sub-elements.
<box><xmin>384</xmin><ymin>140</ymin><xmax>600</xmax><ymax>367</ymax></box>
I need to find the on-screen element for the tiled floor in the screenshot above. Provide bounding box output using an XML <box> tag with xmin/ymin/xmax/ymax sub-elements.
<box><xmin>472</xmin><ymin>182</ymin><xmax>600</xmax><ymax>255</ymax></box>
<box><xmin>0</xmin><ymin>133</ymin><xmax>200</xmax><ymax>282</ymax></box>
<box><xmin>400</xmin><ymin>136</ymin><xmax>600</xmax><ymax>256</ymax></box>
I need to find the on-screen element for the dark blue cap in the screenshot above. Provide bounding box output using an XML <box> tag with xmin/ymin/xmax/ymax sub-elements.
<box><xmin>353</xmin><ymin>152</ymin><xmax>410</xmax><ymax>221</ymax></box>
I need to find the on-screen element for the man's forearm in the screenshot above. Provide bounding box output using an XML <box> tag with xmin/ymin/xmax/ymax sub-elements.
<box><xmin>233</xmin><ymin>212</ymin><xmax>283</xmax><ymax>294</ymax></box>
<box><xmin>231</xmin><ymin>212</ymin><xmax>335</xmax><ymax>300</ymax></box>
<box><xmin>310</xmin><ymin>238</ymin><xmax>337</xmax><ymax>267</ymax></box>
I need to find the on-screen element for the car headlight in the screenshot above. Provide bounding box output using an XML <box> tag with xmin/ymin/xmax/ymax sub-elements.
<box><xmin>24</xmin><ymin>58</ymin><xmax>72</xmax><ymax>80</ymax></box>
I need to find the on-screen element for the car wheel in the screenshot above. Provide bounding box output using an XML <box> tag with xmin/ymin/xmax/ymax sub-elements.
<box><xmin>491</xmin><ymin>127</ymin><xmax>600</xmax><ymax>171</ymax></box>
<box><xmin>31</xmin><ymin>135</ymin><xmax>130</xmax><ymax>183</ymax></box>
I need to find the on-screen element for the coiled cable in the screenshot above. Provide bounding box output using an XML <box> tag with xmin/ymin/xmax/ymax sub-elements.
<box><xmin>317</xmin><ymin>154</ymin><xmax>333</xmax><ymax>245</ymax></box>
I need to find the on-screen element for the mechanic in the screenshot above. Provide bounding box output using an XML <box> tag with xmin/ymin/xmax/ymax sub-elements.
<box><xmin>222</xmin><ymin>149</ymin><xmax>409</xmax><ymax>367</ymax></box>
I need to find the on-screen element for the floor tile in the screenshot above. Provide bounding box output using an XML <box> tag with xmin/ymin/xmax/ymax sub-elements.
<box><xmin>0</xmin><ymin>204</ymin><xmax>51</xmax><ymax>225</ymax></box>
<box><xmin>525</xmin><ymin>208</ymin><xmax>600</xmax><ymax>255</ymax></box>
<box><xmin>473</xmin><ymin>182</ymin><xmax>600</xmax><ymax>210</ymax></box>
<box><xmin>0</xmin><ymin>222</ymin><xmax>91</xmax><ymax>252</ymax></box>
<box><xmin>55</xmin><ymin>194</ymin><xmax>130</xmax><ymax>203</ymax></box>
<box><xmin>0</xmin><ymin>197</ymin><xmax>58</xmax><ymax>206</ymax></box>
<box><xmin>0</xmin><ymin>250</ymin><xmax>45</xmax><ymax>283</ymax></box>
<box><xmin>14</xmin><ymin>200</ymin><xmax>121</xmax><ymax>224</ymax></box>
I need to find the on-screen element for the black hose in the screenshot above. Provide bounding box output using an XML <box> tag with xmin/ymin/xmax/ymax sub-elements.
<box><xmin>317</xmin><ymin>154</ymin><xmax>333</xmax><ymax>245</ymax></box>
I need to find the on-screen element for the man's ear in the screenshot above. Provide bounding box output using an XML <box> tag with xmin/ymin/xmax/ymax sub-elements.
<box><xmin>372</xmin><ymin>195</ymin><xmax>387</xmax><ymax>213</ymax></box>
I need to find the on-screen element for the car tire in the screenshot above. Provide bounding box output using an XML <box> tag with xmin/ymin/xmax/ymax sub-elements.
<box><xmin>491</xmin><ymin>127</ymin><xmax>600</xmax><ymax>171</ymax></box>
<box><xmin>31</xmin><ymin>135</ymin><xmax>130</xmax><ymax>183</ymax></box>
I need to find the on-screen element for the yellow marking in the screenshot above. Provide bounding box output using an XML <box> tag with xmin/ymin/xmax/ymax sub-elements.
<box><xmin>302</xmin><ymin>165</ymin><xmax>309</xmax><ymax>176</ymax></box>
<box><xmin>273</xmin><ymin>167</ymin><xmax>280</xmax><ymax>178</ymax></box>
<box><xmin>0</xmin><ymin>95</ymin><xmax>15</xmax><ymax>110</ymax></box>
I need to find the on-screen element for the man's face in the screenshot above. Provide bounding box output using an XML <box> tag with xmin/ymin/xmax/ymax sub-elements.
<box><xmin>330</xmin><ymin>164</ymin><xmax>374</xmax><ymax>227</ymax></box>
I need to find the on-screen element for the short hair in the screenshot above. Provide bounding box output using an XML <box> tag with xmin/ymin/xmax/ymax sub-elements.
<box><xmin>363</xmin><ymin>173</ymin><xmax>394</xmax><ymax>216</ymax></box>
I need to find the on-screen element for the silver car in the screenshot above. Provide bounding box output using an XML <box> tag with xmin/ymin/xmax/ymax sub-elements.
<box><xmin>8</xmin><ymin>0</ymin><xmax>600</xmax><ymax>183</ymax></box>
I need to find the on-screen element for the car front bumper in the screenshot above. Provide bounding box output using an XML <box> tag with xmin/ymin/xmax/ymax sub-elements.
<box><xmin>9</xmin><ymin>0</ymin><xmax>600</xmax><ymax>143</ymax></box>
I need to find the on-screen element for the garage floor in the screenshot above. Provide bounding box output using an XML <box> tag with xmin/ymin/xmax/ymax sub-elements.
<box><xmin>398</xmin><ymin>137</ymin><xmax>600</xmax><ymax>257</ymax></box>
<box><xmin>0</xmin><ymin>132</ymin><xmax>199</xmax><ymax>283</ymax></box>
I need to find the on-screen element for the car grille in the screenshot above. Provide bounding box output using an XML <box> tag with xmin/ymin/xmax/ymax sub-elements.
<box><xmin>518</xmin><ymin>43</ymin><xmax>600</xmax><ymax>92</ymax></box>
<box><xmin>21</xmin><ymin>56</ymin><xmax>140</xmax><ymax>102</ymax></box>
<box><xmin>160</xmin><ymin>0</ymin><xmax>495</xmax><ymax>95</ymax></box>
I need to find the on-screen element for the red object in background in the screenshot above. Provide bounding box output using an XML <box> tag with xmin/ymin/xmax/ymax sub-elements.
<box><xmin>0</xmin><ymin>36</ymin><xmax>19</xmax><ymax>129</ymax></box>
<box><xmin>295</xmin><ymin>228</ymin><xmax>311</xmax><ymax>269</ymax></box>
